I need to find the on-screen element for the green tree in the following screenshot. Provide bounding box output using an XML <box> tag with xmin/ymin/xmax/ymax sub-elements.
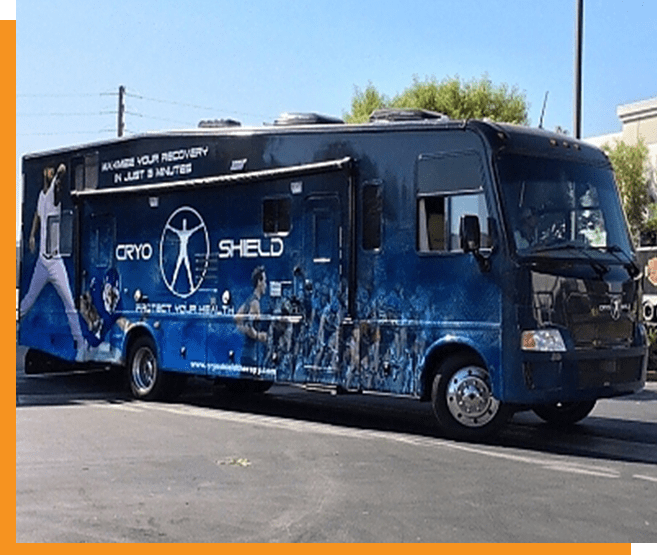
<box><xmin>344</xmin><ymin>82</ymin><xmax>389</xmax><ymax>123</ymax></box>
<box><xmin>344</xmin><ymin>75</ymin><xmax>529</xmax><ymax>124</ymax></box>
<box><xmin>602</xmin><ymin>138</ymin><xmax>655</xmax><ymax>241</ymax></box>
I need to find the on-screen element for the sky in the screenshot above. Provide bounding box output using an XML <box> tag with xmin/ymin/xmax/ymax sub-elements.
<box><xmin>16</xmin><ymin>0</ymin><xmax>657</xmax><ymax>238</ymax></box>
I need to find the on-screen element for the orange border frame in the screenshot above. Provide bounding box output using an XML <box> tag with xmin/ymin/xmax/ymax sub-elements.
<box><xmin>5</xmin><ymin>14</ymin><xmax>17</xmax><ymax>545</ymax></box>
<box><xmin>5</xmin><ymin>6</ymin><xmax>637</xmax><ymax>551</ymax></box>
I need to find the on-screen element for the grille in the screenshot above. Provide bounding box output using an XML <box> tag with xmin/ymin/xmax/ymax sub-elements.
<box><xmin>566</xmin><ymin>293</ymin><xmax>633</xmax><ymax>349</ymax></box>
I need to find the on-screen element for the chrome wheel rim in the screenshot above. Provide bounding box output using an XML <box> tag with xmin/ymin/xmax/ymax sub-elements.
<box><xmin>446</xmin><ymin>365</ymin><xmax>499</xmax><ymax>428</ymax></box>
<box><xmin>131</xmin><ymin>347</ymin><xmax>156</xmax><ymax>395</ymax></box>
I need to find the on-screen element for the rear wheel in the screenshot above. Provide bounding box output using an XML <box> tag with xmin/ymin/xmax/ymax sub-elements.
<box><xmin>532</xmin><ymin>400</ymin><xmax>596</xmax><ymax>426</ymax></box>
<box><xmin>127</xmin><ymin>336</ymin><xmax>167</xmax><ymax>400</ymax></box>
<box><xmin>431</xmin><ymin>353</ymin><xmax>510</xmax><ymax>441</ymax></box>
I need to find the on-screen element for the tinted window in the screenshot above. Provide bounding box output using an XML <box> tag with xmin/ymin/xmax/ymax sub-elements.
<box><xmin>417</xmin><ymin>151</ymin><xmax>485</xmax><ymax>194</ymax></box>
<box><xmin>497</xmin><ymin>154</ymin><xmax>633</xmax><ymax>255</ymax></box>
<box><xmin>263</xmin><ymin>198</ymin><xmax>291</xmax><ymax>234</ymax></box>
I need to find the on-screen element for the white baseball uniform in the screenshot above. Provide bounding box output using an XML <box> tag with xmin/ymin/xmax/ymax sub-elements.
<box><xmin>20</xmin><ymin>176</ymin><xmax>85</xmax><ymax>360</ymax></box>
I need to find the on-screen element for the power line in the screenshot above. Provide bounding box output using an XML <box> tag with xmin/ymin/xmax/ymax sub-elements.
<box><xmin>17</xmin><ymin>91</ymin><xmax>117</xmax><ymax>98</ymax></box>
<box><xmin>18</xmin><ymin>86</ymin><xmax>277</xmax><ymax>137</ymax></box>
<box><xmin>18</xmin><ymin>87</ymin><xmax>272</xmax><ymax>119</ymax></box>
<box><xmin>126</xmin><ymin>89</ymin><xmax>272</xmax><ymax>120</ymax></box>
<box><xmin>17</xmin><ymin>130</ymin><xmax>115</xmax><ymax>137</ymax></box>
<box><xmin>126</xmin><ymin>91</ymin><xmax>215</xmax><ymax>111</ymax></box>
<box><xmin>125</xmin><ymin>110</ymin><xmax>194</xmax><ymax>126</ymax></box>
<box><xmin>17</xmin><ymin>111</ymin><xmax>115</xmax><ymax>117</ymax></box>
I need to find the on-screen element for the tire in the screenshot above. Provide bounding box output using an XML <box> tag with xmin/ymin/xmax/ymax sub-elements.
<box><xmin>532</xmin><ymin>400</ymin><xmax>596</xmax><ymax>426</ymax></box>
<box><xmin>127</xmin><ymin>336</ymin><xmax>168</xmax><ymax>400</ymax></box>
<box><xmin>431</xmin><ymin>353</ymin><xmax>510</xmax><ymax>441</ymax></box>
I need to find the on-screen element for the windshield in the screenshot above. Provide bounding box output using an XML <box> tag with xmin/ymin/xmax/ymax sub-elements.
<box><xmin>496</xmin><ymin>154</ymin><xmax>633</xmax><ymax>257</ymax></box>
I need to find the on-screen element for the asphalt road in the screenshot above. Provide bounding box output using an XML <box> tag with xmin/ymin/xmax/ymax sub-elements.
<box><xmin>16</xmin><ymin>347</ymin><xmax>657</xmax><ymax>542</ymax></box>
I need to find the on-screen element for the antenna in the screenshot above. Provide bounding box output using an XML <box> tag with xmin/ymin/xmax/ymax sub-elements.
<box><xmin>539</xmin><ymin>91</ymin><xmax>549</xmax><ymax>129</ymax></box>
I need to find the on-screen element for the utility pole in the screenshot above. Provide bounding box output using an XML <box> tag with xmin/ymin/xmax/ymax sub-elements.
<box><xmin>573</xmin><ymin>0</ymin><xmax>583</xmax><ymax>139</ymax></box>
<box><xmin>117</xmin><ymin>85</ymin><xmax>125</xmax><ymax>137</ymax></box>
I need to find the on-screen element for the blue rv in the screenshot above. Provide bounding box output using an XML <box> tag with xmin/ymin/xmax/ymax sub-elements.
<box><xmin>18</xmin><ymin>110</ymin><xmax>648</xmax><ymax>440</ymax></box>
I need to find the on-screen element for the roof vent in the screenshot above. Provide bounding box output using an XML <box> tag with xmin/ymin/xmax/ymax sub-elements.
<box><xmin>274</xmin><ymin>112</ymin><xmax>344</xmax><ymax>126</ymax></box>
<box><xmin>369</xmin><ymin>109</ymin><xmax>449</xmax><ymax>123</ymax></box>
<box><xmin>198</xmin><ymin>118</ymin><xmax>241</xmax><ymax>128</ymax></box>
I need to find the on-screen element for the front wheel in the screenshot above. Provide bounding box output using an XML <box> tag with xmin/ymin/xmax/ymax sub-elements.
<box><xmin>532</xmin><ymin>400</ymin><xmax>596</xmax><ymax>426</ymax></box>
<box><xmin>431</xmin><ymin>353</ymin><xmax>510</xmax><ymax>441</ymax></box>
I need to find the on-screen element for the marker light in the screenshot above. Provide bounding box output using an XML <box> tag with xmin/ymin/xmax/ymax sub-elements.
<box><xmin>521</xmin><ymin>329</ymin><xmax>567</xmax><ymax>352</ymax></box>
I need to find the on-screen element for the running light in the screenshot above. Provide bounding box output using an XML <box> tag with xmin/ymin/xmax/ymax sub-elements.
<box><xmin>521</xmin><ymin>329</ymin><xmax>567</xmax><ymax>352</ymax></box>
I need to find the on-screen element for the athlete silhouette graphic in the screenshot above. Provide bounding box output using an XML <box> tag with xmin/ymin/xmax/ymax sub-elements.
<box><xmin>166</xmin><ymin>217</ymin><xmax>204</xmax><ymax>293</ymax></box>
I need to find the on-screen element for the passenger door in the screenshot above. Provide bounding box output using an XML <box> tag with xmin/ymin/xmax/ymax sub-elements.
<box><xmin>295</xmin><ymin>182</ymin><xmax>349</xmax><ymax>385</ymax></box>
<box><xmin>77</xmin><ymin>211</ymin><xmax>121</xmax><ymax>360</ymax></box>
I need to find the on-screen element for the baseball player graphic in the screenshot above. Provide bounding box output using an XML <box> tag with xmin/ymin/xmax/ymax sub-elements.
<box><xmin>79</xmin><ymin>268</ymin><xmax>129</xmax><ymax>360</ymax></box>
<box><xmin>20</xmin><ymin>163</ymin><xmax>86</xmax><ymax>361</ymax></box>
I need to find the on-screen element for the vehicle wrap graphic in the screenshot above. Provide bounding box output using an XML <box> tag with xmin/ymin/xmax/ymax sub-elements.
<box><xmin>159</xmin><ymin>206</ymin><xmax>210</xmax><ymax>299</ymax></box>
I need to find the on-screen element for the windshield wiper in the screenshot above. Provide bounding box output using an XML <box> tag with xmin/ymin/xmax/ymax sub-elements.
<box><xmin>530</xmin><ymin>241</ymin><xmax>588</xmax><ymax>254</ymax></box>
<box><xmin>529</xmin><ymin>242</ymin><xmax>609</xmax><ymax>278</ymax></box>
<box><xmin>600</xmin><ymin>245</ymin><xmax>641</xmax><ymax>277</ymax></box>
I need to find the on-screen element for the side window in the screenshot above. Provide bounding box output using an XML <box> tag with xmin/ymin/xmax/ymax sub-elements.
<box><xmin>304</xmin><ymin>194</ymin><xmax>341</xmax><ymax>265</ymax></box>
<box><xmin>313</xmin><ymin>210</ymin><xmax>334</xmax><ymax>262</ymax></box>
<box><xmin>45</xmin><ymin>215</ymin><xmax>61</xmax><ymax>257</ymax></box>
<box><xmin>417</xmin><ymin>151</ymin><xmax>485</xmax><ymax>194</ymax></box>
<box><xmin>263</xmin><ymin>198</ymin><xmax>291</xmax><ymax>234</ymax></box>
<box><xmin>74</xmin><ymin>162</ymin><xmax>83</xmax><ymax>192</ymax></box>
<box><xmin>417</xmin><ymin>196</ymin><xmax>445</xmax><ymax>251</ymax></box>
<box><xmin>46</xmin><ymin>209</ymin><xmax>74</xmax><ymax>257</ymax></box>
<box><xmin>418</xmin><ymin>194</ymin><xmax>490</xmax><ymax>253</ymax></box>
<box><xmin>416</xmin><ymin>151</ymin><xmax>491</xmax><ymax>253</ymax></box>
<box><xmin>73</xmin><ymin>153</ymin><xmax>99</xmax><ymax>191</ymax></box>
<box><xmin>362</xmin><ymin>183</ymin><xmax>382</xmax><ymax>250</ymax></box>
<box><xmin>449</xmin><ymin>194</ymin><xmax>491</xmax><ymax>250</ymax></box>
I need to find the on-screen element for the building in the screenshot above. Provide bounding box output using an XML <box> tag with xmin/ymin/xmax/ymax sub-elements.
<box><xmin>586</xmin><ymin>96</ymin><xmax>657</xmax><ymax>199</ymax></box>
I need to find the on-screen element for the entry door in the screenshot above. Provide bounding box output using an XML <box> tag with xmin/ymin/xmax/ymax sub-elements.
<box><xmin>298</xmin><ymin>193</ymin><xmax>346</xmax><ymax>383</ymax></box>
<box><xmin>77</xmin><ymin>212</ymin><xmax>119</xmax><ymax>358</ymax></box>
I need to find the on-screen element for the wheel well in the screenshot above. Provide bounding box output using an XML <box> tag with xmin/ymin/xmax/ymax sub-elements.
<box><xmin>419</xmin><ymin>343</ymin><xmax>485</xmax><ymax>401</ymax></box>
<box><xmin>123</xmin><ymin>326</ymin><xmax>157</xmax><ymax>366</ymax></box>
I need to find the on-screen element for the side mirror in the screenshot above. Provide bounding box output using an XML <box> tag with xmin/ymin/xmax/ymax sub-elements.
<box><xmin>460</xmin><ymin>214</ymin><xmax>481</xmax><ymax>253</ymax></box>
<box><xmin>459</xmin><ymin>214</ymin><xmax>490</xmax><ymax>272</ymax></box>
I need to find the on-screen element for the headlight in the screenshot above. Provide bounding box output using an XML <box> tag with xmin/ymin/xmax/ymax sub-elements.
<box><xmin>521</xmin><ymin>329</ymin><xmax>567</xmax><ymax>352</ymax></box>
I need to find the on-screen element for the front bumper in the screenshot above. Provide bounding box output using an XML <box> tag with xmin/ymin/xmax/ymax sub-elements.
<box><xmin>508</xmin><ymin>345</ymin><xmax>647</xmax><ymax>405</ymax></box>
